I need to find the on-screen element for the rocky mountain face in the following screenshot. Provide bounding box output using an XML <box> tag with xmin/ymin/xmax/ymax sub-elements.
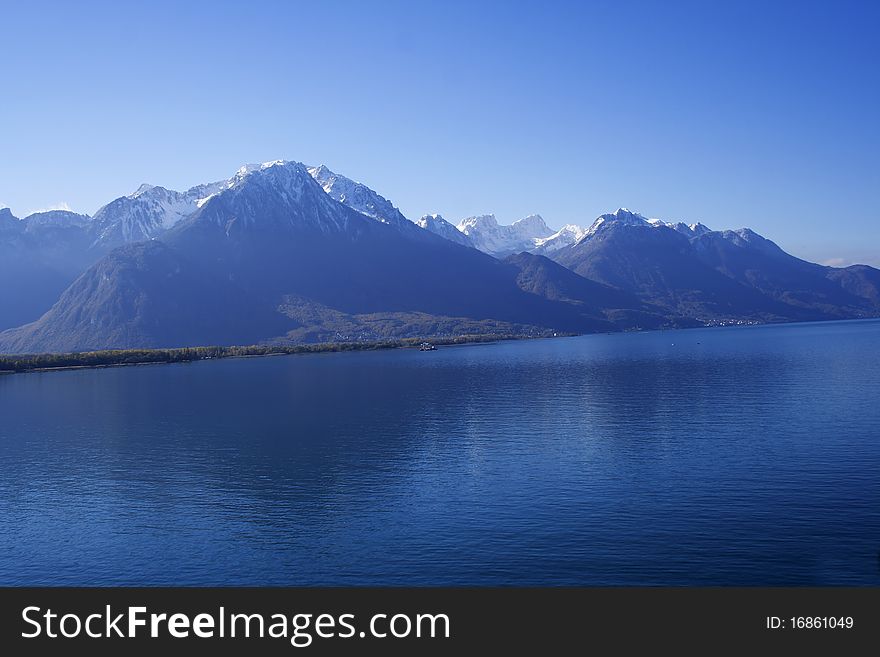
<box><xmin>88</xmin><ymin>180</ymin><xmax>227</xmax><ymax>249</ymax></box>
<box><xmin>456</xmin><ymin>214</ymin><xmax>555</xmax><ymax>256</ymax></box>
<box><xmin>416</xmin><ymin>214</ymin><xmax>475</xmax><ymax>248</ymax></box>
<box><xmin>0</xmin><ymin>209</ymin><xmax>101</xmax><ymax>330</ymax></box>
<box><xmin>552</xmin><ymin>209</ymin><xmax>880</xmax><ymax>322</ymax></box>
<box><xmin>0</xmin><ymin>163</ymin><xmax>641</xmax><ymax>352</ymax></box>
<box><xmin>1</xmin><ymin>164</ymin><xmax>877</xmax><ymax>354</ymax></box>
<box><xmin>307</xmin><ymin>164</ymin><xmax>413</xmax><ymax>231</ymax></box>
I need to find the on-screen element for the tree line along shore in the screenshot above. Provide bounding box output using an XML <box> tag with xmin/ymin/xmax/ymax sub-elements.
<box><xmin>0</xmin><ymin>334</ymin><xmax>549</xmax><ymax>374</ymax></box>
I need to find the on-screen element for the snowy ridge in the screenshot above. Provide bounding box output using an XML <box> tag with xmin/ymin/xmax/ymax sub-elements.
<box><xmin>416</xmin><ymin>213</ymin><xmax>474</xmax><ymax>247</ymax></box>
<box><xmin>193</xmin><ymin>160</ymin><xmax>359</xmax><ymax>236</ymax></box>
<box><xmin>579</xmin><ymin>208</ymin><xmax>712</xmax><ymax>244</ymax></box>
<box><xmin>584</xmin><ymin>208</ymin><xmax>651</xmax><ymax>237</ymax></box>
<box><xmin>45</xmin><ymin>155</ymin><xmax>725</xmax><ymax>259</ymax></box>
<box><xmin>456</xmin><ymin>213</ymin><xmax>554</xmax><ymax>256</ymax></box>
<box><xmin>91</xmin><ymin>178</ymin><xmax>227</xmax><ymax>247</ymax></box>
<box><xmin>307</xmin><ymin>164</ymin><xmax>410</xmax><ymax>228</ymax></box>
<box><xmin>533</xmin><ymin>224</ymin><xmax>588</xmax><ymax>254</ymax></box>
<box><xmin>90</xmin><ymin>161</ymin><xmax>303</xmax><ymax>247</ymax></box>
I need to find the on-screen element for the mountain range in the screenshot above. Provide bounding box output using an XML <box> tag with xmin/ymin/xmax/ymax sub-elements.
<box><xmin>0</xmin><ymin>160</ymin><xmax>877</xmax><ymax>354</ymax></box>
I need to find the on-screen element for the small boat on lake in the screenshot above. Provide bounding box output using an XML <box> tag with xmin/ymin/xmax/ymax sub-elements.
<box><xmin>419</xmin><ymin>342</ymin><xmax>437</xmax><ymax>351</ymax></box>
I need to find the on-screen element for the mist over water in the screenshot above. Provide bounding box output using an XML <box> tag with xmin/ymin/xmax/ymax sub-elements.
<box><xmin>1</xmin><ymin>320</ymin><xmax>878</xmax><ymax>585</ymax></box>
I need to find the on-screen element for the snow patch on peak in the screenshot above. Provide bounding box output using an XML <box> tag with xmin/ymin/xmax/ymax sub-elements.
<box><xmin>718</xmin><ymin>228</ymin><xmax>783</xmax><ymax>254</ymax></box>
<box><xmin>92</xmin><ymin>176</ymin><xmax>230</xmax><ymax>247</ymax></box>
<box><xmin>457</xmin><ymin>214</ymin><xmax>498</xmax><ymax>231</ymax></box>
<box><xmin>607</xmin><ymin>208</ymin><xmax>649</xmax><ymax>222</ymax></box>
<box><xmin>533</xmin><ymin>223</ymin><xmax>588</xmax><ymax>254</ymax></box>
<box><xmin>223</xmin><ymin>161</ymin><xmax>316</xmax><ymax>213</ymax></box>
<box><xmin>129</xmin><ymin>184</ymin><xmax>156</xmax><ymax>198</ymax></box>
<box><xmin>233</xmin><ymin>160</ymin><xmax>298</xmax><ymax>182</ymax></box>
<box><xmin>585</xmin><ymin>209</ymin><xmax>649</xmax><ymax>237</ymax></box>
<box><xmin>417</xmin><ymin>213</ymin><xmax>448</xmax><ymax>227</ymax></box>
<box><xmin>580</xmin><ymin>209</ymin><xmax>715</xmax><ymax>244</ymax></box>
<box><xmin>417</xmin><ymin>213</ymin><xmax>474</xmax><ymax>247</ymax></box>
<box><xmin>512</xmin><ymin>213</ymin><xmax>552</xmax><ymax>234</ymax></box>
<box><xmin>689</xmin><ymin>222</ymin><xmax>710</xmax><ymax>235</ymax></box>
<box><xmin>309</xmin><ymin>164</ymin><xmax>332</xmax><ymax>178</ymax></box>
<box><xmin>306</xmin><ymin>164</ymin><xmax>410</xmax><ymax>227</ymax></box>
<box><xmin>457</xmin><ymin>213</ymin><xmax>554</xmax><ymax>257</ymax></box>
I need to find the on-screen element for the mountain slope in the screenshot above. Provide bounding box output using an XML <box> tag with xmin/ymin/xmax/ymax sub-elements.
<box><xmin>416</xmin><ymin>213</ymin><xmax>475</xmax><ymax>247</ymax></box>
<box><xmin>88</xmin><ymin>179</ymin><xmax>226</xmax><ymax>248</ymax></box>
<box><xmin>826</xmin><ymin>265</ymin><xmax>880</xmax><ymax>307</ymax></box>
<box><xmin>0</xmin><ymin>241</ymin><xmax>284</xmax><ymax>352</ymax></box>
<box><xmin>0</xmin><ymin>162</ymin><xmax>627</xmax><ymax>352</ymax></box>
<box><xmin>166</xmin><ymin>163</ymin><xmax>603</xmax><ymax>325</ymax></box>
<box><xmin>504</xmin><ymin>252</ymin><xmax>676</xmax><ymax>329</ymax></box>
<box><xmin>307</xmin><ymin>164</ymin><xmax>413</xmax><ymax>230</ymax></box>
<box><xmin>532</xmin><ymin>224</ymin><xmax>588</xmax><ymax>255</ymax></box>
<box><xmin>23</xmin><ymin>210</ymin><xmax>91</xmax><ymax>230</ymax></box>
<box><xmin>0</xmin><ymin>209</ymin><xmax>101</xmax><ymax>331</ymax></box>
<box><xmin>692</xmin><ymin>229</ymin><xmax>880</xmax><ymax>317</ymax></box>
<box><xmin>552</xmin><ymin>210</ymin><xmax>825</xmax><ymax>322</ymax></box>
<box><xmin>2</xmin><ymin>166</ymin><xmax>876</xmax><ymax>354</ymax></box>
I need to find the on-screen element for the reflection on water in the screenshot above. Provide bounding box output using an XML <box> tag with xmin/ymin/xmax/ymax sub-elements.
<box><xmin>1</xmin><ymin>319</ymin><xmax>879</xmax><ymax>585</ymax></box>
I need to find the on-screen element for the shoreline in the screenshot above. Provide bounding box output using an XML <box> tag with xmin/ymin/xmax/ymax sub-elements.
<box><xmin>2</xmin><ymin>316</ymin><xmax>878</xmax><ymax>376</ymax></box>
<box><xmin>0</xmin><ymin>333</ymin><xmax>564</xmax><ymax>376</ymax></box>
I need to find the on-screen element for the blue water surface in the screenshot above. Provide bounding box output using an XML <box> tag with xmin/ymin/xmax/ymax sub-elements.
<box><xmin>1</xmin><ymin>320</ymin><xmax>878</xmax><ymax>585</ymax></box>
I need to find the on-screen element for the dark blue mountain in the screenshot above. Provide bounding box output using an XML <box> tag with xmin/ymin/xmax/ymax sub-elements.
<box><xmin>0</xmin><ymin>208</ymin><xmax>98</xmax><ymax>331</ymax></box>
<box><xmin>552</xmin><ymin>210</ymin><xmax>880</xmax><ymax>322</ymax></box>
<box><xmin>0</xmin><ymin>163</ymin><xmax>632</xmax><ymax>352</ymax></box>
<box><xmin>1</xmin><ymin>170</ymin><xmax>877</xmax><ymax>354</ymax></box>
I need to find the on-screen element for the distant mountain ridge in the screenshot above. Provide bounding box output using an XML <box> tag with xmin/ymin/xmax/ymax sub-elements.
<box><xmin>0</xmin><ymin>162</ymin><xmax>641</xmax><ymax>353</ymax></box>
<box><xmin>89</xmin><ymin>179</ymin><xmax>228</xmax><ymax>248</ymax></box>
<box><xmin>415</xmin><ymin>214</ymin><xmax>475</xmax><ymax>248</ymax></box>
<box><xmin>0</xmin><ymin>160</ymin><xmax>877</xmax><ymax>354</ymax></box>
<box><xmin>553</xmin><ymin>209</ymin><xmax>880</xmax><ymax>322</ymax></box>
<box><xmin>0</xmin><ymin>208</ymin><xmax>100</xmax><ymax>330</ymax></box>
<box><xmin>456</xmin><ymin>213</ymin><xmax>555</xmax><ymax>256</ymax></box>
<box><xmin>307</xmin><ymin>164</ymin><xmax>413</xmax><ymax>230</ymax></box>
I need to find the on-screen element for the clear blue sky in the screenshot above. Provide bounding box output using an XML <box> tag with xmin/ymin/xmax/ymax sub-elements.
<box><xmin>2</xmin><ymin>0</ymin><xmax>878</xmax><ymax>266</ymax></box>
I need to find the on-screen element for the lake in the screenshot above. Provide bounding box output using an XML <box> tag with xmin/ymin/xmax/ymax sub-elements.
<box><xmin>1</xmin><ymin>319</ymin><xmax>878</xmax><ymax>585</ymax></box>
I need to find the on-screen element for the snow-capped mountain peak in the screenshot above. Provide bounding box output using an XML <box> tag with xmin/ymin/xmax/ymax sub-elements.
<box><xmin>90</xmin><ymin>160</ymin><xmax>420</xmax><ymax>249</ymax></box>
<box><xmin>605</xmin><ymin>208</ymin><xmax>650</xmax><ymax>224</ymax></box>
<box><xmin>185</xmin><ymin>160</ymin><xmax>361</xmax><ymax>235</ymax></box>
<box><xmin>457</xmin><ymin>213</ymin><xmax>498</xmax><ymax>232</ymax></box>
<box><xmin>456</xmin><ymin>213</ymin><xmax>554</xmax><ymax>256</ymax></box>
<box><xmin>533</xmin><ymin>223</ymin><xmax>588</xmax><ymax>254</ymax></box>
<box><xmin>129</xmin><ymin>183</ymin><xmax>156</xmax><ymax>198</ymax></box>
<box><xmin>227</xmin><ymin>160</ymin><xmax>308</xmax><ymax>187</ymax></box>
<box><xmin>417</xmin><ymin>213</ymin><xmax>474</xmax><ymax>247</ymax></box>
<box><xmin>668</xmin><ymin>221</ymin><xmax>712</xmax><ymax>237</ymax></box>
<box><xmin>512</xmin><ymin>213</ymin><xmax>552</xmax><ymax>235</ymax></box>
<box><xmin>233</xmin><ymin>160</ymin><xmax>290</xmax><ymax>181</ymax></box>
<box><xmin>584</xmin><ymin>208</ymin><xmax>650</xmax><ymax>238</ymax></box>
<box><xmin>580</xmin><ymin>209</ymin><xmax>715</xmax><ymax>244</ymax></box>
<box><xmin>307</xmin><ymin>164</ymin><xmax>410</xmax><ymax>228</ymax></box>
<box><xmin>90</xmin><ymin>177</ymin><xmax>227</xmax><ymax>248</ymax></box>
